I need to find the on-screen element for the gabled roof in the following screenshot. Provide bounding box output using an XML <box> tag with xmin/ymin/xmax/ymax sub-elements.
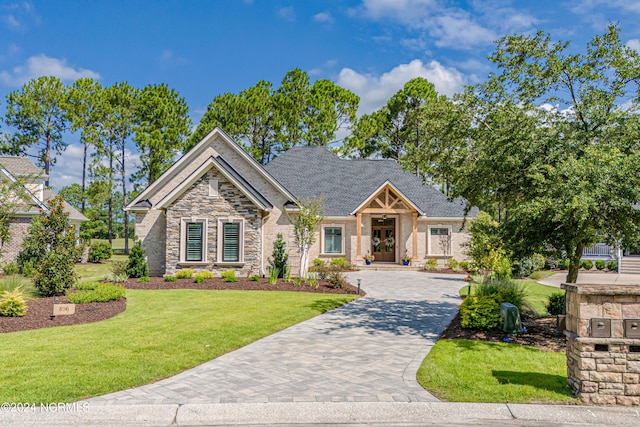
<box><xmin>0</xmin><ymin>162</ymin><xmax>49</xmax><ymax>214</ymax></box>
<box><xmin>155</xmin><ymin>155</ymin><xmax>272</xmax><ymax>211</ymax></box>
<box><xmin>127</xmin><ymin>127</ymin><xmax>293</xmax><ymax>210</ymax></box>
<box><xmin>265</xmin><ymin>146</ymin><xmax>478</xmax><ymax>218</ymax></box>
<box><xmin>0</xmin><ymin>156</ymin><xmax>47</xmax><ymax>178</ymax></box>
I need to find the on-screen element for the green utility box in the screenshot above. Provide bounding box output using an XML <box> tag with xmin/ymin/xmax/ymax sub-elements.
<box><xmin>500</xmin><ymin>303</ymin><xmax>522</xmax><ymax>334</ymax></box>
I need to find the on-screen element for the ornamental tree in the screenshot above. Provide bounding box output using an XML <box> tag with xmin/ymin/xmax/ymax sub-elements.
<box><xmin>288</xmin><ymin>197</ymin><xmax>325</xmax><ymax>278</ymax></box>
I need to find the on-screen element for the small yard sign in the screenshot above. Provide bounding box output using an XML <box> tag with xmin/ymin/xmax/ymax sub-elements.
<box><xmin>53</xmin><ymin>304</ymin><xmax>76</xmax><ymax>315</ymax></box>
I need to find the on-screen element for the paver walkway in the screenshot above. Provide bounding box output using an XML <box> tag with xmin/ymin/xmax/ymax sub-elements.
<box><xmin>87</xmin><ymin>271</ymin><xmax>463</xmax><ymax>405</ymax></box>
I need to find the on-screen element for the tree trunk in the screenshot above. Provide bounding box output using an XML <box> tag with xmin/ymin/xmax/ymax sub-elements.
<box><xmin>565</xmin><ymin>243</ymin><xmax>584</xmax><ymax>284</ymax></box>
<box><xmin>122</xmin><ymin>138</ymin><xmax>129</xmax><ymax>255</ymax></box>
<box><xmin>299</xmin><ymin>245</ymin><xmax>310</xmax><ymax>278</ymax></box>
<box><xmin>108</xmin><ymin>141</ymin><xmax>114</xmax><ymax>245</ymax></box>
<box><xmin>81</xmin><ymin>142</ymin><xmax>87</xmax><ymax>213</ymax></box>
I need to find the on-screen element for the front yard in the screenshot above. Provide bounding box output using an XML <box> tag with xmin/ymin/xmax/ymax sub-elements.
<box><xmin>0</xmin><ymin>289</ymin><xmax>357</xmax><ymax>403</ymax></box>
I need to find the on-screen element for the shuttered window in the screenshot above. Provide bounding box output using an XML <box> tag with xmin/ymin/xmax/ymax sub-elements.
<box><xmin>222</xmin><ymin>222</ymin><xmax>240</xmax><ymax>262</ymax></box>
<box><xmin>186</xmin><ymin>222</ymin><xmax>204</xmax><ymax>261</ymax></box>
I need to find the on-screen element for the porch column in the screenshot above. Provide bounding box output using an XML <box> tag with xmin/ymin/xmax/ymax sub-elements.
<box><xmin>412</xmin><ymin>212</ymin><xmax>418</xmax><ymax>260</ymax></box>
<box><xmin>356</xmin><ymin>213</ymin><xmax>362</xmax><ymax>259</ymax></box>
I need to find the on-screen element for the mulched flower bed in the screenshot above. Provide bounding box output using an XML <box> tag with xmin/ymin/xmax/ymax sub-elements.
<box><xmin>124</xmin><ymin>276</ymin><xmax>364</xmax><ymax>295</ymax></box>
<box><xmin>440</xmin><ymin>311</ymin><xmax>566</xmax><ymax>352</ymax></box>
<box><xmin>0</xmin><ymin>295</ymin><xmax>126</xmax><ymax>334</ymax></box>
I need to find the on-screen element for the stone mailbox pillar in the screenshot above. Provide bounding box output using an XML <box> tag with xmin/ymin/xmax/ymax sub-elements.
<box><xmin>562</xmin><ymin>283</ymin><xmax>640</xmax><ymax>405</ymax></box>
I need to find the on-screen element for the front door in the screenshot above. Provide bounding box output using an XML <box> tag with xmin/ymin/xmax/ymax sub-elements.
<box><xmin>372</xmin><ymin>218</ymin><xmax>396</xmax><ymax>262</ymax></box>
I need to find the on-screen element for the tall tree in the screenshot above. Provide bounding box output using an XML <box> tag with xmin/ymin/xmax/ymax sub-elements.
<box><xmin>133</xmin><ymin>83</ymin><xmax>191</xmax><ymax>189</ymax></box>
<box><xmin>68</xmin><ymin>78</ymin><xmax>103</xmax><ymax>212</ymax></box>
<box><xmin>3</xmin><ymin>76</ymin><xmax>69</xmax><ymax>185</ymax></box>
<box><xmin>275</xmin><ymin>68</ymin><xmax>311</xmax><ymax>151</ymax></box>
<box><xmin>458</xmin><ymin>24</ymin><xmax>640</xmax><ymax>283</ymax></box>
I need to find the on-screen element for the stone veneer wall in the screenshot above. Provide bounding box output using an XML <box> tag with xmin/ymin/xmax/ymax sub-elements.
<box><xmin>164</xmin><ymin>169</ymin><xmax>261</xmax><ymax>276</ymax></box>
<box><xmin>1</xmin><ymin>217</ymin><xmax>31</xmax><ymax>263</ymax></box>
<box><xmin>562</xmin><ymin>283</ymin><xmax>640</xmax><ymax>405</ymax></box>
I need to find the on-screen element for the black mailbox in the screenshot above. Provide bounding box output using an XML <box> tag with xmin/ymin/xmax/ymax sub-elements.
<box><xmin>625</xmin><ymin>319</ymin><xmax>640</xmax><ymax>338</ymax></box>
<box><xmin>591</xmin><ymin>318</ymin><xmax>611</xmax><ymax>338</ymax></box>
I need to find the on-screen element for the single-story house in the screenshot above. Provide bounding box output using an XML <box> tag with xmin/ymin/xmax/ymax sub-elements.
<box><xmin>126</xmin><ymin>128</ymin><xmax>478</xmax><ymax>277</ymax></box>
<box><xmin>0</xmin><ymin>156</ymin><xmax>88</xmax><ymax>264</ymax></box>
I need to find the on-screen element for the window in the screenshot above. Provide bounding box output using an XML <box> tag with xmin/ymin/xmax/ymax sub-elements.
<box><xmin>428</xmin><ymin>226</ymin><xmax>452</xmax><ymax>255</ymax></box>
<box><xmin>180</xmin><ymin>219</ymin><xmax>207</xmax><ymax>263</ymax></box>
<box><xmin>324</xmin><ymin>227</ymin><xmax>343</xmax><ymax>254</ymax></box>
<box><xmin>217</xmin><ymin>218</ymin><xmax>244</xmax><ymax>264</ymax></box>
<box><xmin>222</xmin><ymin>222</ymin><xmax>240</xmax><ymax>262</ymax></box>
<box><xmin>209</xmin><ymin>178</ymin><xmax>218</xmax><ymax>197</ymax></box>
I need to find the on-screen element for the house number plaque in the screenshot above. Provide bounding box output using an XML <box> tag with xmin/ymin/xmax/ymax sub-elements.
<box><xmin>53</xmin><ymin>304</ymin><xmax>76</xmax><ymax>315</ymax></box>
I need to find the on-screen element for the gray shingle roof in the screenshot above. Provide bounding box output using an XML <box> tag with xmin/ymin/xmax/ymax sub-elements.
<box><xmin>264</xmin><ymin>146</ymin><xmax>478</xmax><ymax>218</ymax></box>
<box><xmin>0</xmin><ymin>156</ymin><xmax>47</xmax><ymax>177</ymax></box>
<box><xmin>44</xmin><ymin>189</ymin><xmax>88</xmax><ymax>221</ymax></box>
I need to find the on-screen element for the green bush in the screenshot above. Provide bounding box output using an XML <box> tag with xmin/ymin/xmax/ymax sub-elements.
<box><xmin>307</xmin><ymin>272</ymin><xmax>318</xmax><ymax>287</ymax></box>
<box><xmin>106</xmin><ymin>260</ymin><xmax>129</xmax><ymax>283</ymax></box>
<box><xmin>476</xmin><ymin>277</ymin><xmax>528</xmax><ymax>312</ymax></box>
<box><xmin>164</xmin><ymin>275</ymin><xmax>177</xmax><ymax>282</ymax></box>
<box><xmin>1</xmin><ymin>262</ymin><xmax>19</xmax><ymax>275</ymax></box>
<box><xmin>425</xmin><ymin>259</ymin><xmax>439</xmax><ymax>271</ymax></box>
<box><xmin>247</xmin><ymin>274</ymin><xmax>261</xmax><ymax>282</ymax></box>
<box><xmin>34</xmin><ymin>247</ymin><xmax>78</xmax><ymax>296</ymax></box>
<box><xmin>75</xmin><ymin>281</ymin><xmax>100</xmax><ymax>290</ymax></box>
<box><xmin>126</xmin><ymin>241</ymin><xmax>149</xmax><ymax>279</ymax></box>
<box><xmin>293</xmin><ymin>277</ymin><xmax>304</xmax><ymax>286</ymax></box>
<box><xmin>309</xmin><ymin>262</ymin><xmax>327</xmax><ymax>279</ymax></box>
<box><xmin>0</xmin><ymin>275</ymin><xmax>36</xmax><ymax>297</ymax></box>
<box><xmin>268</xmin><ymin>267</ymin><xmax>278</xmax><ymax>285</ymax></box>
<box><xmin>546</xmin><ymin>292</ymin><xmax>566</xmax><ymax>316</ymax></box>
<box><xmin>194</xmin><ymin>271</ymin><xmax>214</xmax><ymax>284</ymax></box>
<box><xmin>175</xmin><ymin>269</ymin><xmax>194</xmax><ymax>279</ymax></box>
<box><xmin>329</xmin><ymin>257</ymin><xmax>355</xmax><ymax>271</ymax></box>
<box><xmin>460</xmin><ymin>296</ymin><xmax>501</xmax><ymax>330</ymax></box>
<box><xmin>529</xmin><ymin>270</ymin><xmax>542</xmax><ymax>280</ymax></box>
<box><xmin>88</xmin><ymin>241</ymin><xmax>113</xmax><ymax>263</ymax></box>
<box><xmin>459</xmin><ymin>261</ymin><xmax>471</xmax><ymax>271</ymax></box>
<box><xmin>312</xmin><ymin>258</ymin><xmax>325</xmax><ymax>268</ymax></box>
<box><xmin>137</xmin><ymin>276</ymin><xmax>149</xmax><ymax>283</ymax></box>
<box><xmin>66</xmin><ymin>283</ymin><xmax>125</xmax><ymax>304</ymax></box>
<box><xmin>607</xmin><ymin>261</ymin><xmax>618</xmax><ymax>271</ymax></box>
<box><xmin>595</xmin><ymin>260</ymin><xmax>606</xmax><ymax>270</ymax></box>
<box><xmin>19</xmin><ymin>260</ymin><xmax>34</xmax><ymax>277</ymax></box>
<box><xmin>221</xmin><ymin>270</ymin><xmax>239</xmax><ymax>283</ymax></box>
<box><xmin>0</xmin><ymin>288</ymin><xmax>27</xmax><ymax>317</ymax></box>
<box><xmin>513</xmin><ymin>254</ymin><xmax>546</xmax><ymax>278</ymax></box>
<box><xmin>580</xmin><ymin>259</ymin><xmax>593</xmax><ymax>270</ymax></box>
<box><xmin>326</xmin><ymin>266</ymin><xmax>347</xmax><ymax>289</ymax></box>
<box><xmin>447</xmin><ymin>258</ymin><xmax>461</xmax><ymax>271</ymax></box>
<box><xmin>557</xmin><ymin>259</ymin><xmax>569</xmax><ymax>270</ymax></box>
<box><xmin>268</xmin><ymin>233</ymin><xmax>288</xmax><ymax>278</ymax></box>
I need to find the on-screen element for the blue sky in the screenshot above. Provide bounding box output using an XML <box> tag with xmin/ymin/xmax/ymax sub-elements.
<box><xmin>2</xmin><ymin>0</ymin><xmax>640</xmax><ymax>188</ymax></box>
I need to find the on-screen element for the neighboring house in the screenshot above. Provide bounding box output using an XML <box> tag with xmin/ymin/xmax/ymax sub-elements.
<box><xmin>126</xmin><ymin>128</ymin><xmax>478</xmax><ymax>277</ymax></box>
<box><xmin>0</xmin><ymin>156</ymin><xmax>87</xmax><ymax>263</ymax></box>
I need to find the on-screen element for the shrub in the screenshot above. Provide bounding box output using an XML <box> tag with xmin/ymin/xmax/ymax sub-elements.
<box><xmin>283</xmin><ymin>266</ymin><xmax>292</xmax><ymax>282</ymax></box>
<box><xmin>164</xmin><ymin>275</ymin><xmax>177</xmax><ymax>282</ymax></box>
<box><xmin>326</xmin><ymin>265</ymin><xmax>347</xmax><ymax>289</ymax></box>
<box><xmin>595</xmin><ymin>260</ymin><xmax>606</xmax><ymax>271</ymax></box>
<box><xmin>0</xmin><ymin>288</ymin><xmax>27</xmax><ymax>317</ymax></box>
<box><xmin>557</xmin><ymin>259</ymin><xmax>569</xmax><ymax>270</ymax></box>
<box><xmin>88</xmin><ymin>241</ymin><xmax>113</xmax><ymax>263</ymax></box>
<box><xmin>447</xmin><ymin>258</ymin><xmax>461</xmax><ymax>271</ymax></box>
<box><xmin>268</xmin><ymin>233</ymin><xmax>288</xmax><ymax>278</ymax></box>
<box><xmin>19</xmin><ymin>260</ymin><xmax>35</xmax><ymax>277</ymax></box>
<box><xmin>329</xmin><ymin>257</ymin><xmax>355</xmax><ymax>271</ymax></box>
<box><xmin>175</xmin><ymin>269</ymin><xmax>194</xmax><ymax>279</ymax></box>
<box><xmin>75</xmin><ymin>281</ymin><xmax>100</xmax><ymax>290</ymax></box>
<box><xmin>247</xmin><ymin>274</ymin><xmax>261</xmax><ymax>282</ymax></box>
<box><xmin>194</xmin><ymin>271</ymin><xmax>214</xmax><ymax>284</ymax></box>
<box><xmin>34</xmin><ymin>247</ymin><xmax>78</xmax><ymax>296</ymax></box>
<box><xmin>1</xmin><ymin>262</ymin><xmax>19</xmax><ymax>275</ymax></box>
<box><xmin>0</xmin><ymin>275</ymin><xmax>36</xmax><ymax>298</ymax></box>
<box><xmin>137</xmin><ymin>276</ymin><xmax>149</xmax><ymax>283</ymax></box>
<box><xmin>293</xmin><ymin>277</ymin><xmax>304</xmax><ymax>286</ymax></box>
<box><xmin>546</xmin><ymin>292</ymin><xmax>566</xmax><ymax>316</ymax></box>
<box><xmin>268</xmin><ymin>267</ymin><xmax>278</xmax><ymax>285</ymax></box>
<box><xmin>513</xmin><ymin>254</ymin><xmax>546</xmax><ymax>278</ymax></box>
<box><xmin>476</xmin><ymin>277</ymin><xmax>528</xmax><ymax>312</ymax></box>
<box><xmin>312</xmin><ymin>258</ymin><xmax>325</xmax><ymax>269</ymax></box>
<box><xmin>580</xmin><ymin>259</ymin><xmax>593</xmax><ymax>270</ymax></box>
<box><xmin>307</xmin><ymin>272</ymin><xmax>318</xmax><ymax>288</ymax></box>
<box><xmin>607</xmin><ymin>261</ymin><xmax>618</xmax><ymax>271</ymax></box>
<box><xmin>309</xmin><ymin>262</ymin><xmax>327</xmax><ymax>279</ymax></box>
<box><xmin>544</xmin><ymin>256</ymin><xmax>558</xmax><ymax>270</ymax></box>
<box><xmin>126</xmin><ymin>241</ymin><xmax>149</xmax><ymax>279</ymax></box>
<box><xmin>459</xmin><ymin>261</ymin><xmax>471</xmax><ymax>271</ymax></box>
<box><xmin>66</xmin><ymin>283</ymin><xmax>125</xmax><ymax>304</ymax></box>
<box><xmin>529</xmin><ymin>270</ymin><xmax>542</xmax><ymax>280</ymax></box>
<box><xmin>106</xmin><ymin>260</ymin><xmax>129</xmax><ymax>283</ymax></box>
<box><xmin>221</xmin><ymin>270</ymin><xmax>239</xmax><ymax>283</ymax></box>
<box><xmin>425</xmin><ymin>259</ymin><xmax>439</xmax><ymax>271</ymax></box>
<box><xmin>460</xmin><ymin>296</ymin><xmax>501</xmax><ymax>330</ymax></box>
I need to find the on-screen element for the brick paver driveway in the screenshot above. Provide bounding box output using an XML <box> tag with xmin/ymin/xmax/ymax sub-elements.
<box><xmin>87</xmin><ymin>270</ymin><xmax>463</xmax><ymax>405</ymax></box>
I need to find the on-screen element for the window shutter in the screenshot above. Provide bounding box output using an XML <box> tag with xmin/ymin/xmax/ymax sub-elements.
<box><xmin>223</xmin><ymin>223</ymin><xmax>240</xmax><ymax>262</ymax></box>
<box><xmin>186</xmin><ymin>223</ymin><xmax>203</xmax><ymax>261</ymax></box>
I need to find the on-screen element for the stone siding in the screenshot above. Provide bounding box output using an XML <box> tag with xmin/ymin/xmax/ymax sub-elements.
<box><xmin>165</xmin><ymin>169</ymin><xmax>262</xmax><ymax>277</ymax></box>
<box><xmin>0</xmin><ymin>216</ymin><xmax>31</xmax><ymax>263</ymax></box>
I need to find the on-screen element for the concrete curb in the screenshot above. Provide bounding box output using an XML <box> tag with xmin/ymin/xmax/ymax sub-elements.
<box><xmin>3</xmin><ymin>402</ymin><xmax>640</xmax><ymax>426</ymax></box>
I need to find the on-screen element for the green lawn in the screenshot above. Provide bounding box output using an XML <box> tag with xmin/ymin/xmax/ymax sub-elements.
<box><xmin>0</xmin><ymin>289</ymin><xmax>357</xmax><ymax>403</ymax></box>
<box><xmin>459</xmin><ymin>277</ymin><xmax>561</xmax><ymax>315</ymax></box>
<box><xmin>418</xmin><ymin>339</ymin><xmax>575</xmax><ymax>404</ymax></box>
<box><xmin>74</xmin><ymin>255</ymin><xmax>128</xmax><ymax>283</ymax></box>
<box><xmin>91</xmin><ymin>238</ymin><xmax>134</xmax><ymax>250</ymax></box>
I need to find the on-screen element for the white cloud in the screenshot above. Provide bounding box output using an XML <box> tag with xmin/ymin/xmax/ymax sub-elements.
<box><xmin>158</xmin><ymin>49</ymin><xmax>188</xmax><ymax>66</ymax></box>
<box><xmin>314</xmin><ymin>12</ymin><xmax>335</xmax><ymax>24</ymax></box>
<box><xmin>0</xmin><ymin>55</ymin><xmax>100</xmax><ymax>87</ymax></box>
<box><xmin>278</xmin><ymin>6</ymin><xmax>296</xmax><ymax>22</ymax></box>
<box><xmin>429</xmin><ymin>14</ymin><xmax>496</xmax><ymax>49</ymax></box>
<box><xmin>359</xmin><ymin>0</ymin><xmax>436</xmax><ymax>24</ymax></box>
<box><xmin>628</xmin><ymin>39</ymin><xmax>640</xmax><ymax>52</ymax></box>
<box><xmin>337</xmin><ymin>59</ymin><xmax>466</xmax><ymax>114</ymax></box>
<box><xmin>2</xmin><ymin>14</ymin><xmax>20</xmax><ymax>29</ymax></box>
